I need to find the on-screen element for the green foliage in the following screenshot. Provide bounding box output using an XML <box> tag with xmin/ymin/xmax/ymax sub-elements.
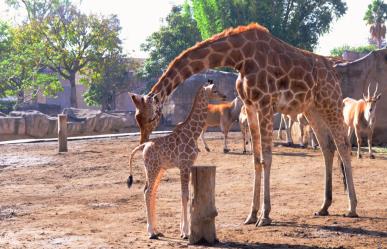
<box><xmin>81</xmin><ymin>52</ymin><xmax>130</xmax><ymax>110</ymax></box>
<box><xmin>138</xmin><ymin>4</ymin><xmax>201</xmax><ymax>89</ymax></box>
<box><xmin>364</xmin><ymin>0</ymin><xmax>387</xmax><ymax>25</ymax></box>
<box><xmin>5</xmin><ymin>0</ymin><xmax>124</xmax><ymax>107</ymax></box>
<box><xmin>191</xmin><ymin>0</ymin><xmax>347</xmax><ymax>51</ymax></box>
<box><xmin>0</xmin><ymin>21</ymin><xmax>61</xmax><ymax>99</ymax></box>
<box><xmin>330</xmin><ymin>44</ymin><xmax>378</xmax><ymax>57</ymax></box>
<box><xmin>0</xmin><ymin>100</ymin><xmax>16</xmax><ymax>114</ymax></box>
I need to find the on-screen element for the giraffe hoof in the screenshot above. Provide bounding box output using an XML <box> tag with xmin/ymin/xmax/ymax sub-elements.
<box><xmin>149</xmin><ymin>233</ymin><xmax>159</xmax><ymax>240</ymax></box>
<box><xmin>314</xmin><ymin>210</ymin><xmax>329</xmax><ymax>216</ymax></box>
<box><xmin>357</xmin><ymin>154</ymin><xmax>362</xmax><ymax>159</ymax></box>
<box><xmin>344</xmin><ymin>211</ymin><xmax>359</xmax><ymax>218</ymax></box>
<box><xmin>223</xmin><ymin>148</ymin><xmax>230</xmax><ymax>153</ymax></box>
<box><xmin>156</xmin><ymin>232</ymin><xmax>164</xmax><ymax>237</ymax></box>
<box><xmin>369</xmin><ymin>154</ymin><xmax>375</xmax><ymax>159</ymax></box>
<box><xmin>180</xmin><ymin>234</ymin><xmax>189</xmax><ymax>240</ymax></box>
<box><xmin>256</xmin><ymin>217</ymin><xmax>272</xmax><ymax>226</ymax></box>
<box><xmin>205</xmin><ymin>147</ymin><xmax>210</xmax><ymax>152</ymax></box>
<box><xmin>242</xmin><ymin>150</ymin><xmax>247</xmax><ymax>154</ymax></box>
<box><xmin>244</xmin><ymin>214</ymin><xmax>258</xmax><ymax>225</ymax></box>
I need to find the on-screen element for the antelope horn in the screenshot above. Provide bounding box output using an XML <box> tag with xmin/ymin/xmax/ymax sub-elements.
<box><xmin>373</xmin><ymin>82</ymin><xmax>379</xmax><ymax>97</ymax></box>
<box><xmin>367</xmin><ymin>83</ymin><xmax>371</xmax><ymax>98</ymax></box>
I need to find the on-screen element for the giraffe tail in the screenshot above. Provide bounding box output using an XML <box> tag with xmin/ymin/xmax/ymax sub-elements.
<box><xmin>127</xmin><ymin>143</ymin><xmax>146</xmax><ymax>189</ymax></box>
<box><xmin>338</xmin><ymin>156</ymin><xmax>347</xmax><ymax>191</ymax></box>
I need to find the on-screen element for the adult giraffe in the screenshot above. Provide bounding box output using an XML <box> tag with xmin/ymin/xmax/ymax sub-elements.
<box><xmin>130</xmin><ymin>23</ymin><xmax>358</xmax><ymax>226</ymax></box>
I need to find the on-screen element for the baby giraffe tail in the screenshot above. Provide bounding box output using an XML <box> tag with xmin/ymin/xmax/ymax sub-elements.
<box><xmin>127</xmin><ymin>143</ymin><xmax>146</xmax><ymax>189</ymax></box>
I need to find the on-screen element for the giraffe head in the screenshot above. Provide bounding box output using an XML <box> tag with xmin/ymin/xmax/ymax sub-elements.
<box><xmin>130</xmin><ymin>80</ymin><xmax>226</xmax><ymax>144</ymax></box>
<box><xmin>129</xmin><ymin>92</ymin><xmax>162</xmax><ymax>144</ymax></box>
<box><xmin>362</xmin><ymin>83</ymin><xmax>382</xmax><ymax>124</ymax></box>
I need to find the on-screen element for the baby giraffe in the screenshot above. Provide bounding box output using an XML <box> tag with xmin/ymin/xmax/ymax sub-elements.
<box><xmin>127</xmin><ymin>83</ymin><xmax>225</xmax><ymax>239</ymax></box>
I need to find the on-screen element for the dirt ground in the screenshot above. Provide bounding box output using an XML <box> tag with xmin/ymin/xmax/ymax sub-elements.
<box><xmin>0</xmin><ymin>132</ymin><xmax>386</xmax><ymax>249</ymax></box>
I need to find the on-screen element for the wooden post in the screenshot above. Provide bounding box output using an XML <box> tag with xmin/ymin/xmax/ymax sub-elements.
<box><xmin>58</xmin><ymin>114</ymin><xmax>68</xmax><ymax>152</ymax></box>
<box><xmin>189</xmin><ymin>166</ymin><xmax>218</xmax><ymax>245</ymax></box>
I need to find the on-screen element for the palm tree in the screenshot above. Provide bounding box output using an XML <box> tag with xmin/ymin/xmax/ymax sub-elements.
<box><xmin>364</xmin><ymin>0</ymin><xmax>387</xmax><ymax>48</ymax></box>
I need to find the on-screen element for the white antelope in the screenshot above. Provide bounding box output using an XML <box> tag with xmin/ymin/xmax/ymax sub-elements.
<box><xmin>343</xmin><ymin>83</ymin><xmax>382</xmax><ymax>159</ymax></box>
<box><xmin>239</xmin><ymin>105</ymin><xmax>251</xmax><ymax>154</ymax></box>
<box><xmin>278</xmin><ymin>113</ymin><xmax>318</xmax><ymax>149</ymax></box>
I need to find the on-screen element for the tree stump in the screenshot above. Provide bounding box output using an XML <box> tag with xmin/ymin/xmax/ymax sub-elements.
<box><xmin>189</xmin><ymin>166</ymin><xmax>218</xmax><ymax>245</ymax></box>
<box><xmin>58</xmin><ymin>114</ymin><xmax>68</xmax><ymax>152</ymax></box>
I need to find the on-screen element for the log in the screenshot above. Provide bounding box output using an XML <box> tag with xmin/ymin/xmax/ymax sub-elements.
<box><xmin>189</xmin><ymin>166</ymin><xmax>218</xmax><ymax>245</ymax></box>
<box><xmin>58</xmin><ymin>114</ymin><xmax>68</xmax><ymax>152</ymax></box>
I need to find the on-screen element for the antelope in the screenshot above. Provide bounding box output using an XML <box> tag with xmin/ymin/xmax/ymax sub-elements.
<box><xmin>200</xmin><ymin>96</ymin><xmax>243</xmax><ymax>153</ymax></box>
<box><xmin>278</xmin><ymin>113</ymin><xmax>318</xmax><ymax>149</ymax></box>
<box><xmin>343</xmin><ymin>83</ymin><xmax>382</xmax><ymax>159</ymax></box>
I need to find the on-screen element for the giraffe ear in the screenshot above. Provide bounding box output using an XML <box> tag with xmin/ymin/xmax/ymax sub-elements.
<box><xmin>129</xmin><ymin>92</ymin><xmax>144</xmax><ymax>107</ymax></box>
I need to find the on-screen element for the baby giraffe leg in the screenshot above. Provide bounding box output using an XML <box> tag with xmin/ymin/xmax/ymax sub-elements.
<box><xmin>179</xmin><ymin>168</ymin><xmax>190</xmax><ymax>239</ymax></box>
<box><xmin>144</xmin><ymin>166</ymin><xmax>164</xmax><ymax>239</ymax></box>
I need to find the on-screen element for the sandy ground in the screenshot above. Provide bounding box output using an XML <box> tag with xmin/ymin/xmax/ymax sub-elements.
<box><xmin>0</xmin><ymin>132</ymin><xmax>386</xmax><ymax>249</ymax></box>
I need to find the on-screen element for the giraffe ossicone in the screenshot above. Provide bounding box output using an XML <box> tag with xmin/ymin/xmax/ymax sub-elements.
<box><xmin>130</xmin><ymin>23</ymin><xmax>358</xmax><ymax>226</ymax></box>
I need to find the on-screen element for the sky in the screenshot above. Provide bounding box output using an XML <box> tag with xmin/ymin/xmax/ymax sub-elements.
<box><xmin>0</xmin><ymin>0</ymin><xmax>373</xmax><ymax>58</ymax></box>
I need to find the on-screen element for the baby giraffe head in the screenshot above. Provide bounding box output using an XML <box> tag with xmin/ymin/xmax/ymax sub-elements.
<box><xmin>362</xmin><ymin>83</ymin><xmax>382</xmax><ymax>125</ymax></box>
<box><xmin>129</xmin><ymin>92</ymin><xmax>162</xmax><ymax>144</ymax></box>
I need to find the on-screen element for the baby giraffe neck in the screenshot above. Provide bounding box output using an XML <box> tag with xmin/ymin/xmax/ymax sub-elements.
<box><xmin>181</xmin><ymin>88</ymin><xmax>209</xmax><ymax>139</ymax></box>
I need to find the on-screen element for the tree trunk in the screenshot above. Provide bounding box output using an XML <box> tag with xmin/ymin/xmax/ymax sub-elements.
<box><xmin>189</xmin><ymin>166</ymin><xmax>218</xmax><ymax>245</ymax></box>
<box><xmin>69</xmin><ymin>72</ymin><xmax>78</xmax><ymax>108</ymax></box>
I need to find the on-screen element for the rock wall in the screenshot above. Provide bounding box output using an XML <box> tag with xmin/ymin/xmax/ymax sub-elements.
<box><xmin>162</xmin><ymin>70</ymin><xmax>239</xmax><ymax>126</ymax></box>
<box><xmin>0</xmin><ymin>109</ymin><xmax>137</xmax><ymax>141</ymax></box>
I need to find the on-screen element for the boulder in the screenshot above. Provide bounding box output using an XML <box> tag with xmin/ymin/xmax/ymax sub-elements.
<box><xmin>163</xmin><ymin>70</ymin><xmax>238</xmax><ymax>126</ymax></box>
<box><xmin>0</xmin><ymin>116</ymin><xmax>26</xmax><ymax>135</ymax></box>
<box><xmin>9</xmin><ymin>110</ymin><xmax>56</xmax><ymax>138</ymax></box>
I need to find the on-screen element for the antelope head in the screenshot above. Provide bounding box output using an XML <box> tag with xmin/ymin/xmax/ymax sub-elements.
<box><xmin>362</xmin><ymin>82</ymin><xmax>382</xmax><ymax>125</ymax></box>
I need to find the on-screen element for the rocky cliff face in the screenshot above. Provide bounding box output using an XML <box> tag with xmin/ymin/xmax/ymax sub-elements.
<box><xmin>0</xmin><ymin>109</ymin><xmax>136</xmax><ymax>141</ymax></box>
<box><xmin>162</xmin><ymin>70</ymin><xmax>239</xmax><ymax>126</ymax></box>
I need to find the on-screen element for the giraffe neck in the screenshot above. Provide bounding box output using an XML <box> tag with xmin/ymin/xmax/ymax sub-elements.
<box><xmin>179</xmin><ymin>88</ymin><xmax>209</xmax><ymax>139</ymax></box>
<box><xmin>148</xmin><ymin>23</ymin><xmax>271</xmax><ymax>104</ymax></box>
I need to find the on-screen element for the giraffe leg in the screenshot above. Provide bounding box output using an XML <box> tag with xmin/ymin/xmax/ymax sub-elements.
<box><xmin>256</xmin><ymin>109</ymin><xmax>273</xmax><ymax>227</ymax></box>
<box><xmin>320</xmin><ymin>109</ymin><xmax>358</xmax><ymax>217</ymax></box>
<box><xmin>179</xmin><ymin>167</ymin><xmax>190</xmax><ymax>239</ymax></box>
<box><xmin>354</xmin><ymin>126</ymin><xmax>362</xmax><ymax>159</ymax></box>
<box><xmin>243</xmin><ymin>104</ymin><xmax>261</xmax><ymax>225</ymax></box>
<box><xmin>144</xmin><ymin>166</ymin><xmax>164</xmax><ymax>239</ymax></box>
<box><xmin>304</xmin><ymin>110</ymin><xmax>335</xmax><ymax>216</ymax></box>
<box><xmin>200</xmin><ymin>125</ymin><xmax>210</xmax><ymax>152</ymax></box>
<box><xmin>367</xmin><ymin>130</ymin><xmax>375</xmax><ymax>159</ymax></box>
